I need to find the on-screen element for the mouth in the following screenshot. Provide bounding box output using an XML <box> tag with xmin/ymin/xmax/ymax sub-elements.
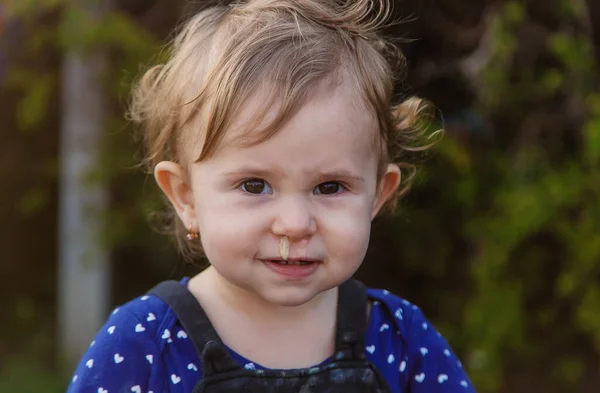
<box><xmin>260</xmin><ymin>257</ymin><xmax>321</xmax><ymax>279</ymax></box>
<box><xmin>263</xmin><ymin>259</ymin><xmax>316</xmax><ymax>266</ymax></box>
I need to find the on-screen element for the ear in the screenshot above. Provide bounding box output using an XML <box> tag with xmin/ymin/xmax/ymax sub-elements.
<box><xmin>154</xmin><ymin>161</ymin><xmax>196</xmax><ymax>227</ymax></box>
<box><xmin>371</xmin><ymin>164</ymin><xmax>401</xmax><ymax>219</ymax></box>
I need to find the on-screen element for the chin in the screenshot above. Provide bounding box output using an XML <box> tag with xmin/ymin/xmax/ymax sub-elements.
<box><xmin>260</xmin><ymin>287</ymin><xmax>325</xmax><ymax>308</ymax></box>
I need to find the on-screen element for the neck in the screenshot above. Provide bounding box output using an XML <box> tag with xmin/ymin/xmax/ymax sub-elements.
<box><xmin>188</xmin><ymin>266</ymin><xmax>339</xmax><ymax>368</ymax></box>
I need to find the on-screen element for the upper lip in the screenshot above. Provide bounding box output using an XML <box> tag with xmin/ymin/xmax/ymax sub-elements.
<box><xmin>260</xmin><ymin>257</ymin><xmax>321</xmax><ymax>262</ymax></box>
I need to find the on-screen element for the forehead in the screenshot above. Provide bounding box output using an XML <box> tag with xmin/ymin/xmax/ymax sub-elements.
<box><xmin>225</xmin><ymin>77</ymin><xmax>378</xmax><ymax>155</ymax></box>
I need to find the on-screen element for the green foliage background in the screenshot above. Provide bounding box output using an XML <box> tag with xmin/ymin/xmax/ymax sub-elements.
<box><xmin>1</xmin><ymin>0</ymin><xmax>599</xmax><ymax>392</ymax></box>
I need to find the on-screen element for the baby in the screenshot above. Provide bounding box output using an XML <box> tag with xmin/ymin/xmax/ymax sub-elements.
<box><xmin>67</xmin><ymin>0</ymin><xmax>476</xmax><ymax>392</ymax></box>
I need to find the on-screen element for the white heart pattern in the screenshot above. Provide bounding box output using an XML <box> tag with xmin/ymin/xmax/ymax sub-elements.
<box><xmin>86</xmin><ymin>359</ymin><xmax>94</xmax><ymax>368</ymax></box>
<box><xmin>141</xmin><ymin>296</ymin><xmax>149</xmax><ymax>301</ymax></box>
<box><xmin>171</xmin><ymin>374</ymin><xmax>181</xmax><ymax>384</ymax></box>
<box><xmin>187</xmin><ymin>363</ymin><xmax>198</xmax><ymax>371</ymax></box>
<box><xmin>107</xmin><ymin>326</ymin><xmax>116</xmax><ymax>334</ymax></box>
<box><xmin>177</xmin><ymin>330</ymin><xmax>188</xmax><ymax>339</ymax></box>
<box><xmin>420</xmin><ymin>347</ymin><xmax>429</xmax><ymax>356</ymax></box>
<box><xmin>162</xmin><ymin>329</ymin><xmax>171</xmax><ymax>340</ymax></box>
<box><xmin>146</xmin><ymin>354</ymin><xmax>153</xmax><ymax>364</ymax></box>
<box><xmin>244</xmin><ymin>363</ymin><xmax>256</xmax><ymax>370</ymax></box>
<box><xmin>112</xmin><ymin>308</ymin><xmax>120</xmax><ymax>315</ymax></box>
<box><xmin>414</xmin><ymin>373</ymin><xmax>426</xmax><ymax>383</ymax></box>
<box><xmin>147</xmin><ymin>313</ymin><xmax>156</xmax><ymax>322</ymax></box>
<box><xmin>98</xmin><ymin>388</ymin><xmax>108</xmax><ymax>393</ymax></box>
<box><xmin>135</xmin><ymin>323</ymin><xmax>145</xmax><ymax>333</ymax></box>
<box><xmin>90</xmin><ymin>340</ymin><xmax>96</xmax><ymax>347</ymax></box>
<box><xmin>399</xmin><ymin>361</ymin><xmax>406</xmax><ymax>372</ymax></box>
<box><xmin>366</xmin><ymin>345</ymin><xmax>376</xmax><ymax>354</ymax></box>
<box><xmin>72</xmin><ymin>375</ymin><xmax>78</xmax><ymax>382</ymax></box>
<box><xmin>438</xmin><ymin>374</ymin><xmax>448</xmax><ymax>383</ymax></box>
<box><xmin>394</xmin><ymin>308</ymin><xmax>403</xmax><ymax>320</ymax></box>
<box><xmin>444</xmin><ymin>349</ymin><xmax>451</xmax><ymax>357</ymax></box>
<box><xmin>114</xmin><ymin>353</ymin><xmax>124</xmax><ymax>364</ymax></box>
<box><xmin>460</xmin><ymin>380</ymin><xmax>469</xmax><ymax>388</ymax></box>
<box><xmin>379</xmin><ymin>323</ymin><xmax>389</xmax><ymax>332</ymax></box>
<box><xmin>422</xmin><ymin>322</ymin><xmax>428</xmax><ymax>330</ymax></box>
<box><xmin>130</xmin><ymin>385</ymin><xmax>141</xmax><ymax>393</ymax></box>
<box><xmin>387</xmin><ymin>354</ymin><xmax>395</xmax><ymax>364</ymax></box>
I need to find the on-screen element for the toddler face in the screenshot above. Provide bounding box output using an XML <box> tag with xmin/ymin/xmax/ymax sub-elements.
<box><xmin>184</xmin><ymin>79</ymin><xmax>399</xmax><ymax>306</ymax></box>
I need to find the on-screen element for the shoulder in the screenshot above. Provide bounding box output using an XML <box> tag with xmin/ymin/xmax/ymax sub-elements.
<box><xmin>364</xmin><ymin>287</ymin><xmax>432</xmax><ymax>369</ymax></box>
<box><xmin>367</xmin><ymin>287</ymin><xmax>424</xmax><ymax>340</ymax></box>
<box><xmin>110</xmin><ymin>293</ymin><xmax>178</xmax><ymax>343</ymax></box>
<box><xmin>67</xmin><ymin>292</ymin><xmax>185</xmax><ymax>393</ymax></box>
<box><xmin>366</xmin><ymin>288</ymin><xmax>476</xmax><ymax>392</ymax></box>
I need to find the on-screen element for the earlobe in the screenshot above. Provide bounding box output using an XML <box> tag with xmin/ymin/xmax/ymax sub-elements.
<box><xmin>154</xmin><ymin>161</ymin><xmax>195</xmax><ymax>225</ymax></box>
<box><xmin>371</xmin><ymin>164</ymin><xmax>401</xmax><ymax>219</ymax></box>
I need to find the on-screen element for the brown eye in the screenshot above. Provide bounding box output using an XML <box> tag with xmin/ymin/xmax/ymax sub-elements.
<box><xmin>315</xmin><ymin>182</ymin><xmax>343</xmax><ymax>195</ymax></box>
<box><xmin>241</xmin><ymin>179</ymin><xmax>271</xmax><ymax>194</ymax></box>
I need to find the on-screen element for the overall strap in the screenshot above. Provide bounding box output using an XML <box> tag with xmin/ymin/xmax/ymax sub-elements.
<box><xmin>147</xmin><ymin>281</ymin><xmax>240</xmax><ymax>374</ymax></box>
<box><xmin>335</xmin><ymin>278</ymin><xmax>369</xmax><ymax>359</ymax></box>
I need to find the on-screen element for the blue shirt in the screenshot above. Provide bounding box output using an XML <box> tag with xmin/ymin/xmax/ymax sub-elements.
<box><xmin>67</xmin><ymin>278</ymin><xmax>476</xmax><ymax>392</ymax></box>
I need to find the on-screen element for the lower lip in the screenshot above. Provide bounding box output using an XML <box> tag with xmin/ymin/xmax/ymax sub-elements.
<box><xmin>262</xmin><ymin>261</ymin><xmax>319</xmax><ymax>279</ymax></box>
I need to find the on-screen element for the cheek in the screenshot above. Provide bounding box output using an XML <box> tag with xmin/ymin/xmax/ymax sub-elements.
<box><xmin>195</xmin><ymin>200</ymin><xmax>266</xmax><ymax>259</ymax></box>
<box><xmin>318</xmin><ymin>202</ymin><xmax>372</xmax><ymax>260</ymax></box>
<box><xmin>335</xmin><ymin>220</ymin><xmax>371</xmax><ymax>257</ymax></box>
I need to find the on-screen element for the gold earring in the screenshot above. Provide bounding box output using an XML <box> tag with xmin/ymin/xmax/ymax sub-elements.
<box><xmin>186</xmin><ymin>225</ymin><xmax>199</xmax><ymax>241</ymax></box>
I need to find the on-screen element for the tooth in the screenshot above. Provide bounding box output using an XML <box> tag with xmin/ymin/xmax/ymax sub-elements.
<box><xmin>279</xmin><ymin>236</ymin><xmax>289</xmax><ymax>261</ymax></box>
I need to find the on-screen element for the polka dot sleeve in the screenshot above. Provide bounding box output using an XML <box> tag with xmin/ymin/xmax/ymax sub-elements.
<box><xmin>66</xmin><ymin>305</ymin><xmax>161</xmax><ymax>393</ymax></box>
<box><xmin>404</xmin><ymin>306</ymin><xmax>476</xmax><ymax>392</ymax></box>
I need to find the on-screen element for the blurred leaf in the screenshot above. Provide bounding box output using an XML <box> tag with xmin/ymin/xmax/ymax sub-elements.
<box><xmin>4</xmin><ymin>0</ymin><xmax>63</xmax><ymax>18</ymax></box>
<box><xmin>548</xmin><ymin>33</ymin><xmax>594</xmax><ymax>75</ymax></box>
<box><xmin>6</xmin><ymin>70</ymin><xmax>54</xmax><ymax>133</ymax></box>
<box><xmin>0</xmin><ymin>355</ymin><xmax>66</xmax><ymax>393</ymax></box>
<box><xmin>505</xmin><ymin>1</ymin><xmax>525</xmax><ymax>24</ymax></box>
<box><xmin>540</xmin><ymin>69</ymin><xmax>564</xmax><ymax>94</ymax></box>
<box><xmin>17</xmin><ymin>186</ymin><xmax>50</xmax><ymax>215</ymax></box>
<box><xmin>554</xmin><ymin>357</ymin><xmax>584</xmax><ymax>386</ymax></box>
<box><xmin>577</xmin><ymin>287</ymin><xmax>600</xmax><ymax>352</ymax></box>
<box><xmin>583</xmin><ymin>102</ymin><xmax>600</xmax><ymax>165</ymax></box>
<box><xmin>14</xmin><ymin>297</ymin><xmax>35</xmax><ymax>321</ymax></box>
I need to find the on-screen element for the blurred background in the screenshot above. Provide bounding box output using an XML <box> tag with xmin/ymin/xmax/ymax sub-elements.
<box><xmin>1</xmin><ymin>0</ymin><xmax>599</xmax><ymax>392</ymax></box>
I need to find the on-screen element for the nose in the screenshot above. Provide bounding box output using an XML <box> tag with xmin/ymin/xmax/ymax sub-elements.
<box><xmin>271</xmin><ymin>196</ymin><xmax>317</xmax><ymax>240</ymax></box>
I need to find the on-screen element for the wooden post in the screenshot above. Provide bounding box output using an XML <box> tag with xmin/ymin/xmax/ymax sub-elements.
<box><xmin>57</xmin><ymin>0</ymin><xmax>111</xmax><ymax>364</ymax></box>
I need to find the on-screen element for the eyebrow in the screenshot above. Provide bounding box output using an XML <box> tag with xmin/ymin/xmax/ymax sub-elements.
<box><xmin>314</xmin><ymin>170</ymin><xmax>365</xmax><ymax>184</ymax></box>
<box><xmin>220</xmin><ymin>167</ymin><xmax>365</xmax><ymax>183</ymax></box>
<box><xmin>220</xmin><ymin>167</ymin><xmax>280</xmax><ymax>179</ymax></box>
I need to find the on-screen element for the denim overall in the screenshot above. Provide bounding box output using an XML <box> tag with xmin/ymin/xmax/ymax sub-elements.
<box><xmin>148</xmin><ymin>279</ymin><xmax>392</xmax><ymax>392</ymax></box>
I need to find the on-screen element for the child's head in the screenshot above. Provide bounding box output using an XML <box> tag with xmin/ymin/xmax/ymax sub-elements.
<box><xmin>130</xmin><ymin>0</ymin><xmax>433</xmax><ymax>305</ymax></box>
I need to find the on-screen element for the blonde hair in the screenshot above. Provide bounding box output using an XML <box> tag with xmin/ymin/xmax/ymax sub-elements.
<box><xmin>129</xmin><ymin>0</ymin><xmax>438</xmax><ymax>260</ymax></box>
